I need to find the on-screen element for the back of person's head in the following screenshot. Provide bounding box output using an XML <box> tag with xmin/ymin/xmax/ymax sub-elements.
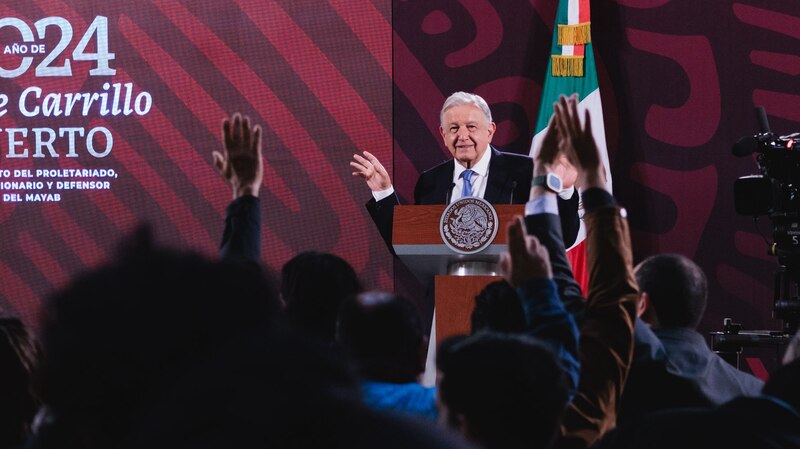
<box><xmin>634</xmin><ymin>254</ymin><xmax>707</xmax><ymax>328</ymax></box>
<box><xmin>0</xmin><ymin>317</ymin><xmax>40</xmax><ymax>449</ymax></box>
<box><xmin>282</xmin><ymin>251</ymin><xmax>362</xmax><ymax>343</ymax></box>
<box><xmin>336</xmin><ymin>291</ymin><xmax>426</xmax><ymax>383</ymax></box>
<box><xmin>39</xmin><ymin>244</ymin><xmax>280</xmax><ymax>449</ymax></box>
<box><xmin>437</xmin><ymin>332</ymin><xmax>569</xmax><ymax>449</ymax></box>
<box><xmin>471</xmin><ymin>281</ymin><xmax>526</xmax><ymax>334</ymax></box>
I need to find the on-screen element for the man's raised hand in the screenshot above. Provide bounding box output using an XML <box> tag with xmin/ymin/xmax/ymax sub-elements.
<box><xmin>213</xmin><ymin>112</ymin><xmax>263</xmax><ymax>199</ymax></box>
<box><xmin>351</xmin><ymin>151</ymin><xmax>392</xmax><ymax>192</ymax></box>
<box><xmin>554</xmin><ymin>94</ymin><xmax>605</xmax><ymax>190</ymax></box>
<box><xmin>500</xmin><ymin>216</ymin><xmax>553</xmax><ymax>287</ymax></box>
<box><xmin>533</xmin><ymin>114</ymin><xmax>578</xmax><ymax>190</ymax></box>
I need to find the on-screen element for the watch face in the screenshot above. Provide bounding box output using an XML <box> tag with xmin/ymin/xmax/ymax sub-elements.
<box><xmin>532</xmin><ymin>173</ymin><xmax>563</xmax><ymax>193</ymax></box>
<box><xmin>547</xmin><ymin>173</ymin><xmax>563</xmax><ymax>193</ymax></box>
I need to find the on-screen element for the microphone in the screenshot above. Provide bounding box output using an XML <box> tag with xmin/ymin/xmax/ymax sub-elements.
<box><xmin>756</xmin><ymin>106</ymin><xmax>771</xmax><ymax>134</ymax></box>
<box><xmin>445</xmin><ymin>182</ymin><xmax>456</xmax><ymax>204</ymax></box>
<box><xmin>509</xmin><ymin>180</ymin><xmax>517</xmax><ymax>204</ymax></box>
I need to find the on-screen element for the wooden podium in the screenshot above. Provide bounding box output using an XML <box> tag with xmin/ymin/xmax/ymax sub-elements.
<box><xmin>392</xmin><ymin>205</ymin><xmax>524</xmax><ymax>342</ymax></box>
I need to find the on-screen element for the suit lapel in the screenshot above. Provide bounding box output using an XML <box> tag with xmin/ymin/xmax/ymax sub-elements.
<box><xmin>434</xmin><ymin>162</ymin><xmax>456</xmax><ymax>204</ymax></box>
<box><xmin>484</xmin><ymin>147</ymin><xmax>509</xmax><ymax>204</ymax></box>
<box><xmin>419</xmin><ymin>161</ymin><xmax>455</xmax><ymax>205</ymax></box>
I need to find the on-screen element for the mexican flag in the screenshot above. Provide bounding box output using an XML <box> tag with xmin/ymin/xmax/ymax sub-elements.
<box><xmin>530</xmin><ymin>0</ymin><xmax>611</xmax><ymax>294</ymax></box>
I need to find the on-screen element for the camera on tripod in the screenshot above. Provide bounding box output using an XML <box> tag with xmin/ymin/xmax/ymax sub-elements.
<box><xmin>732</xmin><ymin>108</ymin><xmax>800</xmax><ymax>334</ymax></box>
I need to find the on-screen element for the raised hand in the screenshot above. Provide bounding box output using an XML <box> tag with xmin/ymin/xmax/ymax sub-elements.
<box><xmin>533</xmin><ymin>114</ymin><xmax>578</xmax><ymax>190</ymax></box>
<box><xmin>351</xmin><ymin>151</ymin><xmax>392</xmax><ymax>192</ymax></box>
<box><xmin>500</xmin><ymin>216</ymin><xmax>553</xmax><ymax>287</ymax></box>
<box><xmin>213</xmin><ymin>113</ymin><xmax>263</xmax><ymax>199</ymax></box>
<box><xmin>554</xmin><ymin>94</ymin><xmax>605</xmax><ymax>189</ymax></box>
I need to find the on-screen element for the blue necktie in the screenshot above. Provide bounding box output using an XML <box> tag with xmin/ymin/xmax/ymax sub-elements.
<box><xmin>461</xmin><ymin>169</ymin><xmax>475</xmax><ymax>198</ymax></box>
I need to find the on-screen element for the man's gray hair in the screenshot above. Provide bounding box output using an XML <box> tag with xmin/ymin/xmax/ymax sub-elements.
<box><xmin>440</xmin><ymin>91</ymin><xmax>493</xmax><ymax>127</ymax></box>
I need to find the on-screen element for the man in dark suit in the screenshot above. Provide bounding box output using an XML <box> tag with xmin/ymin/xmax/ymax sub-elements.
<box><xmin>351</xmin><ymin>91</ymin><xmax>580</xmax><ymax>251</ymax></box>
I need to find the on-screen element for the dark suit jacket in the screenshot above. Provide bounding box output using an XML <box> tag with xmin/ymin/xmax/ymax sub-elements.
<box><xmin>220</xmin><ymin>195</ymin><xmax>261</xmax><ymax>264</ymax></box>
<box><xmin>366</xmin><ymin>147</ymin><xmax>580</xmax><ymax>252</ymax></box>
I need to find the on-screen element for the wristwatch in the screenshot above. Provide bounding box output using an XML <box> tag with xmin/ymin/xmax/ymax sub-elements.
<box><xmin>531</xmin><ymin>172</ymin><xmax>563</xmax><ymax>194</ymax></box>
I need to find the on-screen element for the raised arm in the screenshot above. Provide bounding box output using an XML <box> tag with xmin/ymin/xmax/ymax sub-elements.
<box><xmin>500</xmin><ymin>216</ymin><xmax>580</xmax><ymax>399</ymax></box>
<box><xmin>525</xmin><ymin>114</ymin><xmax>585</xmax><ymax>320</ymax></box>
<box><xmin>353</xmin><ymin>151</ymin><xmax>400</xmax><ymax>253</ymax></box>
<box><xmin>554</xmin><ymin>95</ymin><xmax>637</xmax><ymax>449</ymax></box>
<box><xmin>215</xmin><ymin>113</ymin><xmax>263</xmax><ymax>263</ymax></box>
<box><xmin>351</xmin><ymin>151</ymin><xmax>392</xmax><ymax>193</ymax></box>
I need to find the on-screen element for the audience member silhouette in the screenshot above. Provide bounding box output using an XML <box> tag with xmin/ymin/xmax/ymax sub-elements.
<box><xmin>283</xmin><ymin>251</ymin><xmax>363</xmax><ymax>343</ymax></box>
<box><xmin>337</xmin><ymin>291</ymin><xmax>436</xmax><ymax>419</ymax></box>
<box><xmin>438</xmin><ymin>332</ymin><xmax>569</xmax><ymax>449</ymax></box>
<box><xmin>634</xmin><ymin>254</ymin><xmax>762</xmax><ymax>402</ymax></box>
<box><xmin>29</xmin><ymin>234</ymin><xmax>472</xmax><ymax>449</ymax></box>
<box><xmin>0</xmin><ymin>318</ymin><xmax>40</xmax><ymax>449</ymax></box>
<box><xmin>595</xmin><ymin>331</ymin><xmax>800</xmax><ymax>449</ymax></box>
<box><xmin>614</xmin><ymin>254</ymin><xmax>762</xmax><ymax>427</ymax></box>
<box><xmin>471</xmin><ymin>281</ymin><xmax>526</xmax><ymax>334</ymax></box>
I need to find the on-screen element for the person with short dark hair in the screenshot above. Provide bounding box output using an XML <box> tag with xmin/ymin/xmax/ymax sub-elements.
<box><xmin>635</xmin><ymin>254</ymin><xmax>708</xmax><ymax>329</ymax></box>
<box><xmin>633</xmin><ymin>253</ymin><xmax>763</xmax><ymax>405</ymax></box>
<box><xmin>0</xmin><ymin>317</ymin><xmax>40</xmax><ymax>449</ymax></box>
<box><xmin>337</xmin><ymin>291</ymin><xmax>436</xmax><ymax>419</ymax></box>
<box><xmin>283</xmin><ymin>251</ymin><xmax>363</xmax><ymax>343</ymax></box>
<box><xmin>438</xmin><ymin>332</ymin><xmax>569</xmax><ymax>449</ymax></box>
<box><xmin>471</xmin><ymin>280</ymin><xmax>526</xmax><ymax>334</ymax></box>
<box><xmin>34</xmin><ymin>245</ymin><xmax>282</xmax><ymax>449</ymax></box>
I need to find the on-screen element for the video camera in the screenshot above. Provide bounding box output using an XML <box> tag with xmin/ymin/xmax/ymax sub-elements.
<box><xmin>732</xmin><ymin>107</ymin><xmax>800</xmax><ymax>334</ymax></box>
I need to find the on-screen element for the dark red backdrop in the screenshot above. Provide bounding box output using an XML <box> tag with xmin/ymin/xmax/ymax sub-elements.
<box><xmin>0</xmin><ymin>0</ymin><xmax>393</xmax><ymax>330</ymax></box>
